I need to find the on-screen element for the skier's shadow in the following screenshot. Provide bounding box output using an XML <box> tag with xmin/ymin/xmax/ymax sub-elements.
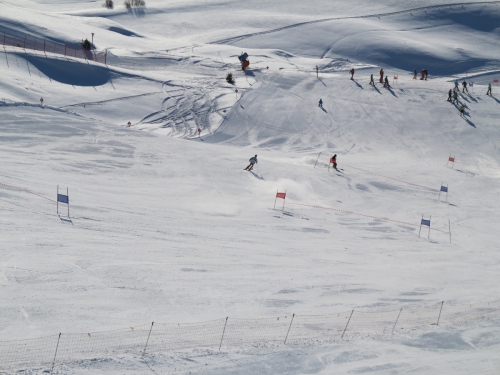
<box><xmin>488</xmin><ymin>95</ymin><xmax>500</xmax><ymax>104</ymax></box>
<box><xmin>465</xmin><ymin>116</ymin><xmax>476</xmax><ymax>128</ymax></box>
<box><xmin>352</xmin><ymin>80</ymin><xmax>363</xmax><ymax>89</ymax></box>
<box><xmin>385</xmin><ymin>86</ymin><xmax>398</xmax><ymax>98</ymax></box>
<box><xmin>466</xmin><ymin>93</ymin><xmax>477</xmax><ymax>103</ymax></box>
<box><xmin>372</xmin><ymin>84</ymin><xmax>381</xmax><ymax>94</ymax></box>
<box><xmin>320</xmin><ymin>107</ymin><xmax>328</xmax><ymax>113</ymax></box>
<box><xmin>249</xmin><ymin>171</ymin><xmax>264</xmax><ymax>180</ymax></box>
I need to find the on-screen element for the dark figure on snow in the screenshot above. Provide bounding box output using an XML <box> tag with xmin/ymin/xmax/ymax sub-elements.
<box><xmin>462</xmin><ymin>81</ymin><xmax>468</xmax><ymax>93</ymax></box>
<box><xmin>384</xmin><ymin>76</ymin><xmax>390</xmax><ymax>87</ymax></box>
<box><xmin>447</xmin><ymin>89</ymin><xmax>453</xmax><ymax>102</ymax></box>
<box><xmin>331</xmin><ymin>154</ymin><xmax>337</xmax><ymax>169</ymax></box>
<box><xmin>83</xmin><ymin>38</ymin><xmax>91</xmax><ymax>51</ymax></box>
<box><xmin>350</xmin><ymin>68</ymin><xmax>355</xmax><ymax>80</ymax></box>
<box><xmin>487</xmin><ymin>83</ymin><xmax>492</xmax><ymax>96</ymax></box>
<box><xmin>318</xmin><ymin>99</ymin><xmax>323</xmax><ymax>108</ymax></box>
<box><xmin>370</xmin><ymin>74</ymin><xmax>374</xmax><ymax>85</ymax></box>
<box><xmin>244</xmin><ymin>155</ymin><xmax>258</xmax><ymax>171</ymax></box>
<box><xmin>425</xmin><ymin>69</ymin><xmax>428</xmax><ymax>80</ymax></box>
<box><xmin>413</xmin><ymin>69</ymin><xmax>417</xmax><ymax>79</ymax></box>
<box><xmin>379</xmin><ymin>69</ymin><xmax>384</xmax><ymax>83</ymax></box>
<box><xmin>459</xmin><ymin>105</ymin><xmax>465</xmax><ymax>118</ymax></box>
<box><xmin>420</xmin><ymin>69</ymin><xmax>425</xmax><ymax>80</ymax></box>
<box><xmin>453</xmin><ymin>91</ymin><xmax>459</xmax><ymax>104</ymax></box>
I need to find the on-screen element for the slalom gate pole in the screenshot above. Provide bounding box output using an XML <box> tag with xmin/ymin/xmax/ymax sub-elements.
<box><xmin>284</xmin><ymin>314</ymin><xmax>295</xmax><ymax>344</ymax></box>
<box><xmin>392</xmin><ymin>308</ymin><xmax>402</xmax><ymax>334</ymax></box>
<box><xmin>436</xmin><ymin>301</ymin><xmax>444</xmax><ymax>325</ymax></box>
<box><xmin>438</xmin><ymin>182</ymin><xmax>442</xmax><ymax>201</ymax></box>
<box><xmin>219</xmin><ymin>317</ymin><xmax>228</xmax><ymax>351</ymax></box>
<box><xmin>274</xmin><ymin>190</ymin><xmax>278</xmax><ymax>209</ymax></box>
<box><xmin>67</xmin><ymin>187</ymin><xmax>69</xmax><ymax>217</ymax></box>
<box><xmin>314</xmin><ymin>152</ymin><xmax>321</xmax><ymax>168</ymax></box>
<box><xmin>342</xmin><ymin>310</ymin><xmax>354</xmax><ymax>339</ymax></box>
<box><xmin>51</xmin><ymin>333</ymin><xmax>61</xmax><ymax>373</ymax></box>
<box><xmin>56</xmin><ymin>185</ymin><xmax>59</xmax><ymax>215</ymax></box>
<box><xmin>282</xmin><ymin>190</ymin><xmax>286</xmax><ymax>211</ymax></box>
<box><xmin>449</xmin><ymin>220</ymin><xmax>451</xmax><ymax>244</ymax></box>
<box><xmin>428</xmin><ymin>215</ymin><xmax>431</xmax><ymax>239</ymax></box>
<box><xmin>418</xmin><ymin>214</ymin><xmax>423</xmax><ymax>238</ymax></box>
<box><xmin>142</xmin><ymin>322</ymin><xmax>154</xmax><ymax>356</ymax></box>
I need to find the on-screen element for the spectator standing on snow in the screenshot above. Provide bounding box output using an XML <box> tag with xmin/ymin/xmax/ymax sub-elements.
<box><xmin>447</xmin><ymin>89</ymin><xmax>453</xmax><ymax>102</ymax></box>
<box><xmin>318</xmin><ymin>99</ymin><xmax>323</xmax><ymax>108</ymax></box>
<box><xmin>413</xmin><ymin>69</ymin><xmax>417</xmax><ymax>79</ymax></box>
<box><xmin>487</xmin><ymin>83</ymin><xmax>492</xmax><ymax>95</ymax></box>
<box><xmin>453</xmin><ymin>91</ymin><xmax>459</xmax><ymax>104</ymax></box>
<box><xmin>350</xmin><ymin>68</ymin><xmax>355</xmax><ymax>80</ymax></box>
<box><xmin>462</xmin><ymin>81</ymin><xmax>468</xmax><ymax>93</ymax></box>
<box><xmin>425</xmin><ymin>69</ymin><xmax>428</xmax><ymax>80</ymax></box>
<box><xmin>380</xmin><ymin>69</ymin><xmax>384</xmax><ymax>83</ymax></box>
<box><xmin>420</xmin><ymin>69</ymin><xmax>425</xmax><ymax>80</ymax></box>
<box><xmin>370</xmin><ymin>74</ymin><xmax>374</xmax><ymax>85</ymax></box>
<box><xmin>459</xmin><ymin>105</ymin><xmax>465</xmax><ymax>118</ymax></box>
<box><xmin>384</xmin><ymin>76</ymin><xmax>390</xmax><ymax>87</ymax></box>
<box><xmin>40</xmin><ymin>97</ymin><xmax>44</xmax><ymax>106</ymax></box>
<box><xmin>454</xmin><ymin>80</ymin><xmax>459</xmax><ymax>91</ymax></box>
<box><xmin>244</xmin><ymin>155</ymin><xmax>258</xmax><ymax>171</ymax></box>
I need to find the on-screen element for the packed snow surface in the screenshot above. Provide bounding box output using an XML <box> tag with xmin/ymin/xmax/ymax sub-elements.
<box><xmin>1</xmin><ymin>0</ymin><xmax>500</xmax><ymax>373</ymax></box>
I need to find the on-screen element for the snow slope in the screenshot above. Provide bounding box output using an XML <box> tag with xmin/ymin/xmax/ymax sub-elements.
<box><xmin>1</xmin><ymin>0</ymin><xmax>500</xmax><ymax>373</ymax></box>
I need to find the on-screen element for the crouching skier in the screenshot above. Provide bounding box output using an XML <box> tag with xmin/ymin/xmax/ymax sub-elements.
<box><xmin>244</xmin><ymin>155</ymin><xmax>258</xmax><ymax>171</ymax></box>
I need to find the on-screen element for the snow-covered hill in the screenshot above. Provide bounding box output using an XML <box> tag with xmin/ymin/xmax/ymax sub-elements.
<box><xmin>1</xmin><ymin>0</ymin><xmax>500</xmax><ymax>373</ymax></box>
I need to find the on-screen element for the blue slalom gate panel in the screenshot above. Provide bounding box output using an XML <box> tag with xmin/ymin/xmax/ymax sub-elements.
<box><xmin>440</xmin><ymin>186</ymin><xmax>448</xmax><ymax>192</ymax></box>
<box><xmin>421</xmin><ymin>219</ymin><xmax>431</xmax><ymax>227</ymax></box>
<box><xmin>57</xmin><ymin>194</ymin><xmax>69</xmax><ymax>204</ymax></box>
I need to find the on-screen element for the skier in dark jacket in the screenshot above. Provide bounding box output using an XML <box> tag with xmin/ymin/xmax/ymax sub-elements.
<box><xmin>413</xmin><ymin>69</ymin><xmax>417</xmax><ymax>79</ymax></box>
<box><xmin>318</xmin><ymin>99</ymin><xmax>323</xmax><ymax>108</ymax></box>
<box><xmin>331</xmin><ymin>154</ymin><xmax>337</xmax><ymax>169</ymax></box>
<box><xmin>350</xmin><ymin>68</ymin><xmax>355</xmax><ymax>80</ymax></box>
<box><xmin>384</xmin><ymin>76</ymin><xmax>390</xmax><ymax>87</ymax></box>
<box><xmin>487</xmin><ymin>83</ymin><xmax>492</xmax><ymax>95</ymax></box>
<box><xmin>370</xmin><ymin>74</ymin><xmax>374</xmax><ymax>85</ymax></box>
<box><xmin>447</xmin><ymin>89</ymin><xmax>453</xmax><ymax>102</ymax></box>
<box><xmin>462</xmin><ymin>81</ymin><xmax>468</xmax><ymax>93</ymax></box>
<box><xmin>244</xmin><ymin>155</ymin><xmax>258</xmax><ymax>171</ymax></box>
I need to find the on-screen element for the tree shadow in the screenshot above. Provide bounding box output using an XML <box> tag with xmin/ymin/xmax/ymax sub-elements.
<box><xmin>127</xmin><ymin>7</ymin><xmax>146</xmax><ymax>18</ymax></box>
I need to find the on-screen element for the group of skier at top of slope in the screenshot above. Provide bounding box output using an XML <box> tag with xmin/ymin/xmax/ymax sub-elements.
<box><xmin>350</xmin><ymin>68</ymin><xmax>392</xmax><ymax>88</ymax></box>
<box><xmin>447</xmin><ymin>79</ymin><xmax>493</xmax><ymax>118</ymax></box>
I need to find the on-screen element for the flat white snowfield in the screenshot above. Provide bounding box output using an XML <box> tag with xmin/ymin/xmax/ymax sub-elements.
<box><xmin>1</xmin><ymin>0</ymin><xmax>500</xmax><ymax>373</ymax></box>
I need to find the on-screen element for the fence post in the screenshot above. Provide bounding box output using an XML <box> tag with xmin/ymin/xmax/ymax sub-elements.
<box><xmin>284</xmin><ymin>313</ymin><xmax>295</xmax><ymax>344</ymax></box>
<box><xmin>436</xmin><ymin>301</ymin><xmax>444</xmax><ymax>326</ymax></box>
<box><xmin>142</xmin><ymin>322</ymin><xmax>154</xmax><ymax>356</ymax></box>
<box><xmin>218</xmin><ymin>317</ymin><xmax>228</xmax><ymax>351</ymax></box>
<box><xmin>51</xmin><ymin>333</ymin><xmax>61</xmax><ymax>373</ymax></box>
<box><xmin>392</xmin><ymin>308</ymin><xmax>402</xmax><ymax>333</ymax></box>
<box><xmin>342</xmin><ymin>310</ymin><xmax>354</xmax><ymax>339</ymax></box>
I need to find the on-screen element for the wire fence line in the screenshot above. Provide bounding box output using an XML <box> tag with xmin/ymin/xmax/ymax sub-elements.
<box><xmin>1</xmin><ymin>32</ymin><xmax>107</xmax><ymax>64</ymax></box>
<box><xmin>1</xmin><ymin>299</ymin><xmax>499</xmax><ymax>372</ymax></box>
